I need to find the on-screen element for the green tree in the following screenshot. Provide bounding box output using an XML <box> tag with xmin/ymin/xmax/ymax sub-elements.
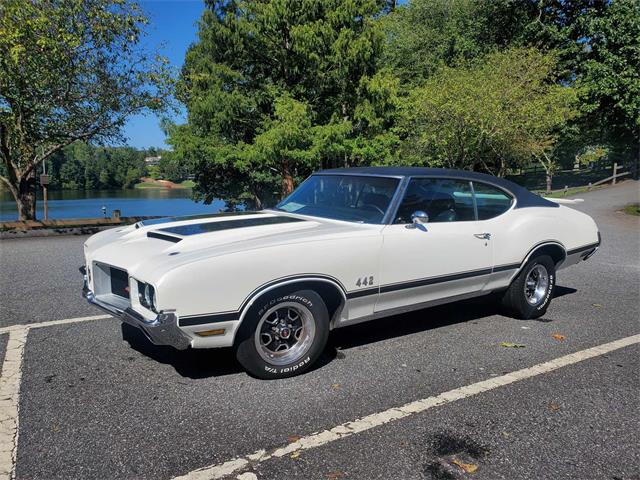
<box><xmin>382</xmin><ymin>0</ymin><xmax>487</xmax><ymax>84</ymax></box>
<box><xmin>0</xmin><ymin>0</ymin><xmax>172</xmax><ymax>220</ymax></box>
<box><xmin>59</xmin><ymin>159</ymin><xmax>84</xmax><ymax>189</ymax></box>
<box><xmin>402</xmin><ymin>48</ymin><xmax>578</xmax><ymax>189</ymax></box>
<box><xmin>169</xmin><ymin>0</ymin><xmax>400</xmax><ymax>209</ymax></box>
<box><xmin>384</xmin><ymin>0</ymin><xmax>639</xmax><ymax>170</ymax></box>
<box><xmin>577</xmin><ymin>0</ymin><xmax>639</xmax><ymax>159</ymax></box>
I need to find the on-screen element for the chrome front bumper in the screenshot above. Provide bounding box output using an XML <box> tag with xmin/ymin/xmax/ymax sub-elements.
<box><xmin>80</xmin><ymin>266</ymin><xmax>191</xmax><ymax>350</ymax></box>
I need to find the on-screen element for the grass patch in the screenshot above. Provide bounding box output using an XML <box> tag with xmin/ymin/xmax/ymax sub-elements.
<box><xmin>623</xmin><ymin>204</ymin><xmax>640</xmax><ymax>216</ymax></box>
<box><xmin>536</xmin><ymin>184</ymin><xmax>607</xmax><ymax>198</ymax></box>
<box><xmin>134</xmin><ymin>182</ymin><xmax>162</xmax><ymax>189</ymax></box>
<box><xmin>134</xmin><ymin>180</ymin><xmax>195</xmax><ymax>189</ymax></box>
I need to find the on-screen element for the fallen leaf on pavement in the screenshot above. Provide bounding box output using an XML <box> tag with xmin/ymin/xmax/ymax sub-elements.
<box><xmin>287</xmin><ymin>435</ymin><xmax>301</xmax><ymax>443</ymax></box>
<box><xmin>290</xmin><ymin>451</ymin><xmax>301</xmax><ymax>459</ymax></box>
<box><xmin>592</xmin><ymin>303</ymin><xmax>602</xmax><ymax>308</ymax></box>
<box><xmin>452</xmin><ymin>459</ymin><xmax>478</xmax><ymax>473</ymax></box>
<box><xmin>502</xmin><ymin>431</ymin><xmax>511</xmax><ymax>438</ymax></box>
<box><xmin>549</xmin><ymin>403</ymin><xmax>561</xmax><ymax>412</ymax></box>
<box><xmin>326</xmin><ymin>471</ymin><xmax>345</xmax><ymax>479</ymax></box>
<box><xmin>500</xmin><ymin>342</ymin><xmax>526</xmax><ymax>348</ymax></box>
<box><xmin>331</xmin><ymin>383</ymin><xmax>341</xmax><ymax>390</ymax></box>
<box><xmin>552</xmin><ymin>333</ymin><xmax>566</xmax><ymax>341</ymax></box>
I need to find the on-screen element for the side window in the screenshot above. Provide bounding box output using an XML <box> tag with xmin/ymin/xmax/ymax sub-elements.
<box><xmin>473</xmin><ymin>182</ymin><xmax>514</xmax><ymax>220</ymax></box>
<box><xmin>394</xmin><ymin>178</ymin><xmax>475</xmax><ymax>224</ymax></box>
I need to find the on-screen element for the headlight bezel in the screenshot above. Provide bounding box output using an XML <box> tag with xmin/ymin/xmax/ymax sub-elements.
<box><xmin>137</xmin><ymin>280</ymin><xmax>158</xmax><ymax>313</ymax></box>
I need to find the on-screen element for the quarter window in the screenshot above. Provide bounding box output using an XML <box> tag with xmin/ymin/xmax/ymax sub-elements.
<box><xmin>394</xmin><ymin>178</ymin><xmax>475</xmax><ymax>223</ymax></box>
<box><xmin>472</xmin><ymin>182</ymin><xmax>513</xmax><ymax>220</ymax></box>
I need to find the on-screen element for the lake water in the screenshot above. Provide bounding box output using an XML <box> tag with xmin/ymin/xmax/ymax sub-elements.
<box><xmin>0</xmin><ymin>189</ymin><xmax>225</xmax><ymax>221</ymax></box>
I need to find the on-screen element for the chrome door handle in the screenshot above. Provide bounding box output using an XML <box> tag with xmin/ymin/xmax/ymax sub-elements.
<box><xmin>474</xmin><ymin>233</ymin><xmax>491</xmax><ymax>240</ymax></box>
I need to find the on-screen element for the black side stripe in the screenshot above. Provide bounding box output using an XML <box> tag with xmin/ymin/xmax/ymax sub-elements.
<box><xmin>346</xmin><ymin>287</ymin><xmax>379</xmax><ymax>299</ymax></box>
<box><xmin>178</xmin><ymin>241</ymin><xmax>597</xmax><ymax>325</ymax></box>
<box><xmin>180</xmin><ymin>312</ymin><xmax>238</xmax><ymax>326</ymax></box>
<box><xmin>379</xmin><ymin>268</ymin><xmax>493</xmax><ymax>294</ymax></box>
<box><xmin>493</xmin><ymin>263</ymin><xmax>521</xmax><ymax>273</ymax></box>
<box><xmin>147</xmin><ymin>232</ymin><xmax>182</xmax><ymax>243</ymax></box>
<box><xmin>346</xmin><ymin>266</ymin><xmax>498</xmax><ymax>299</ymax></box>
<box><xmin>567</xmin><ymin>242</ymin><xmax>600</xmax><ymax>256</ymax></box>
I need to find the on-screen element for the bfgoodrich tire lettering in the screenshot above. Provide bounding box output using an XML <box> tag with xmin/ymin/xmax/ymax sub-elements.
<box><xmin>235</xmin><ymin>289</ymin><xmax>329</xmax><ymax>379</ymax></box>
<box><xmin>501</xmin><ymin>255</ymin><xmax>556</xmax><ymax>319</ymax></box>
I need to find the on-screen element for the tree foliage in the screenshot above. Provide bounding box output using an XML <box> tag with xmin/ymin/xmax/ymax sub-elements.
<box><xmin>400</xmin><ymin>49</ymin><xmax>578</xmax><ymax>179</ymax></box>
<box><xmin>168</xmin><ymin>0</ymin><xmax>401</xmax><ymax>209</ymax></box>
<box><xmin>45</xmin><ymin>143</ymin><xmax>158</xmax><ymax>190</ymax></box>
<box><xmin>0</xmin><ymin>0</ymin><xmax>172</xmax><ymax>219</ymax></box>
<box><xmin>576</xmin><ymin>0</ymin><xmax>640</xmax><ymax>141</ymax></box>
<box><xmin>377</xmin><ymin>0</ymin><xmax>638</xmax><ymax>189</ymax></box>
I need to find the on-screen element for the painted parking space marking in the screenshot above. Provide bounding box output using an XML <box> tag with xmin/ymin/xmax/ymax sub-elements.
<box><xmin>173</xmin><ymin>334</ymin><xmax>640</xmax><ymax>480</ymax></box>
<box><xmin>0</xmin><ymin>314</ymin><xmax>111</xmax><ymax>479</ymax></box>
<box><xmin>0</xmin><ymin>314</ymin><xmax>111</xmax><ymax>335</ymax></box>
<box><xmin>0</xmin><ymin>329</ymin><xmax>28</xmax><ymax>480</ymax></box>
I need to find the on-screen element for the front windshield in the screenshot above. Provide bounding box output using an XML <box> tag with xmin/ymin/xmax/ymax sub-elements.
<box><xmin>275</xmin><ymin>175</ymin><xmax>400</xmax><ymax>223</ymax></box>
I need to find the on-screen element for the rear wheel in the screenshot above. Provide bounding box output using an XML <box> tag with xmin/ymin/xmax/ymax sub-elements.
<box><xmin>235</xmin><ymin>289</ymin><xmax>329</xmax><ymax>379</ymax></box>
<box><xmin>501</xmin><ymin>255</ymin><xmax>555</xmax><ymax>319</ymax></box>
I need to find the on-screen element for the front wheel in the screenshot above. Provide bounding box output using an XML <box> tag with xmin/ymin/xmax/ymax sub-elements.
<box><xmin>235</xmin><ymin>289</ymin><xmax>329</xmax><ymax>379</ymax></box>
<box><xmin>501</xmin><ymin>255</ymin><xmax>556</xmax><ymax>319</ymax></box>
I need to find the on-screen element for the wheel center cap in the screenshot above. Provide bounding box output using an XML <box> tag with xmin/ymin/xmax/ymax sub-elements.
<box><xmin>278</xmin><ymin>327</ymin><xmax>291</xmax><ymax>339</ymax></box>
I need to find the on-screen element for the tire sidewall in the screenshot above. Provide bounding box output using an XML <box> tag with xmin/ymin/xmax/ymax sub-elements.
<box><xmin>235</xmin><ymin>289</ymin><xmax>329</xmax><ymax>379</ymax></box>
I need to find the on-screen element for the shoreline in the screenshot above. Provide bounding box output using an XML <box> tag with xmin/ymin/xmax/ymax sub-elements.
<box><xmin>0</xmin><ymin>216</ymin><xmax>159</xmax><ymax>239</ymax></box>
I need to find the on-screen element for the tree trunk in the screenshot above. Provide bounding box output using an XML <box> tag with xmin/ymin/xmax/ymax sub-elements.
<box><xmin>254</xmin><ymin>194</ymin><xmax>263</xmax><ymax>211</ymax></box>
<box><xmin>281</xmin><ymin>160</ymin><xmax>294</xmax><ymax>198</ymax></box>
<box><xmin>545</xmin><ymin>173</ymin><xmax>553</xmax><ymax>194</ymax></box>
<box><xmin>16</xmin><ymin>173</ymin><xmax>37</xmax><ymax>221</ymax></box>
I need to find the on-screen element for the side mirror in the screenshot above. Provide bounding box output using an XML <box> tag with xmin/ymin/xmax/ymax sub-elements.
<box><xmin>411</xmin><ymin>210</ymin><xmax>429</xmax><ymax>225</ymax></box>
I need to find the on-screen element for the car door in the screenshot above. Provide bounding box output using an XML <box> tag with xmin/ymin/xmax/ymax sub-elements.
<box><xmin>375</xmin><ymin>177</ymin><xmax>493</xmax><ymax>314</ymax></box>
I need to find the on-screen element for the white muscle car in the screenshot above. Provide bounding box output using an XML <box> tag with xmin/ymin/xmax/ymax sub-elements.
<box><xmin>82</xmin><ymin>167</ymin><xmax>600</xmax><ymax>378</ymax></box>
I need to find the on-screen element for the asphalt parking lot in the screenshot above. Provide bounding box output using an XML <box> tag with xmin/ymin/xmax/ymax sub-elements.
<box><xmin>0</xmin><ymin>181</ymin><xmax>638</xmax><ymax>480</ymax></box>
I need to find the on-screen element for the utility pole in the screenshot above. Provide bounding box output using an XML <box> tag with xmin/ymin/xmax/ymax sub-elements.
<box><xmin>40</xmin><ymin>162</ymin><xmax>50</xmax><ymax>221</ymax></box>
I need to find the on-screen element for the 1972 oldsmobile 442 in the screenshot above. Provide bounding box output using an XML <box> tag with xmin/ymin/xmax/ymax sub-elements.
<box><xmin>82</xmin><ymin>167</ymin><xmax>600</xmax><ymax>378</ymax></box>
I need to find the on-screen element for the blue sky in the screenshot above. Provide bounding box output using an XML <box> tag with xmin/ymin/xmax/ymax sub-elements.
<box><xmin>122</xmin><ymin>1</ymin><xmax>205</xmax><ymax>149</ymax></box>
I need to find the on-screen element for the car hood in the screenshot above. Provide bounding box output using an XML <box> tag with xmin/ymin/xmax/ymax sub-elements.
<box><xmin>84</xmin><ymin>211</ymin><xmax>377</xmax><ymax>280</ymax></box>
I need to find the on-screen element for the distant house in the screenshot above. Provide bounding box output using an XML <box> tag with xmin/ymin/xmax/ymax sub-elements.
<box><xmin>144</xmin><ymin>156</ymin><xmax>161</xmax><ymax>166</ymax></box>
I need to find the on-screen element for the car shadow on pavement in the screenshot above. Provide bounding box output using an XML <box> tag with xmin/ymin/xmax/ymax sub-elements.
<box><xmin>330</xmin><ymin>285</ymin><xmax>577</xmax><ymax>351</ymax></box>
<box><xmin>121</xmin><ymin>324</ymin><xmax>244</xmax><ymax>378</ymax></box>
<box><xmin>553</xmin><ymin>285</ymin><xmax>578</xmax><ymax>299</ymax></box>
<box><xmin>329</xmin><ymin>295</ymin><xmax>501</xmax><ymax>352</ymax></box>
<box><xmin>121</xmin><ymin>286</ymin><xmax>578</xmax><ymax>379</ymax></box>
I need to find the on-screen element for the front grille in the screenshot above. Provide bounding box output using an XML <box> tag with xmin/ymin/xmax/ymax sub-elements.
<box><xmin>110</xmin><ymin>267</ymin><xmax>130</xmax><ymax>298</ymax></box>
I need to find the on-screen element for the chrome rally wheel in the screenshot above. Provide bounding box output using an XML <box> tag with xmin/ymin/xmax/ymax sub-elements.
<box><xmin>501</xmin><ymin>254</ymin><xmax>556</xmax><ymax>319</ymax></box>
<box><xmin>254</xmin><ymin>303</ymin><xmax>316</xmax><ymax>366</ymax></box>
<box><xmin>523</xmin><ymin>264</ymin><xmax>549</xmax><ymax>306</ymax></box>
<box><xmin>235</xmin><ymin>289</ymin><xmax>330</xmax><ymax>379</ymax></box>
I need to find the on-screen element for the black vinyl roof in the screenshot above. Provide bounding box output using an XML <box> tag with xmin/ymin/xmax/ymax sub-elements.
<box><xmin>318</xmin><ymin>167</ymin><xmax>558</xmax><ymax>209</ymax></box>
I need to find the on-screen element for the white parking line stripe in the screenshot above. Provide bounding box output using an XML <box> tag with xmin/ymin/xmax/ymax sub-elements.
<box><xmin>173</xmin><ymin>334</ymin><xmax>640</xmax><ymax>480</ymax></box>
<box><xmin>0</xmin><ymin>328</ymin><xmax>28</xmax><ymax>480</ymax></box>
<box><xmin>0</xmin><ymin>314</ymin><xmax>111</xmax><ymax>335</ymax></box>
